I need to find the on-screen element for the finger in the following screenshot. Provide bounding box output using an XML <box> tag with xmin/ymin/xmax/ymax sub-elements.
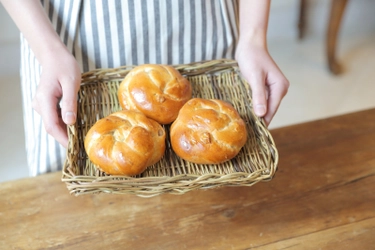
<box><xmin>263</xmin><ymin>76</ymin><xmax>289</xmax><ymax>125</ymax></box>
<box><xmin>60</xmin><ymin>76</ymin><xmax>80</xmax><ymax>125</ymax></box>
<box><xmin>36</xmin><ymin>93</ymin><xmax>69</xmax><ymax>147</ymax></box>
<box><xmin>247</xmin><ymin>71</ymin><xmax>268</xmax><ymax>117</ymax></box>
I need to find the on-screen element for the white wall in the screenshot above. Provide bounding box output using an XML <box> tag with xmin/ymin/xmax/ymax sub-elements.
<box><xmin>0</xmin><ymin>4</ymin><xmax>20</xmax><ymax>76</ymax></box>
<box><xmin>268</xmin><ymin>0</ymin><xmax>375</xmax><ymax>40</ymax></box>
<box><xmin>0</xmin><ymin>5</ymin><xmax>19</xmax><ymax>42</ymax></box>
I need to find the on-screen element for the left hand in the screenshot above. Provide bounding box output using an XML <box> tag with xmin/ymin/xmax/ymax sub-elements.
<box><xmin>235</xmin><ymin>43</ymin><xmax>289</xmax><ymax>126</ymax></box>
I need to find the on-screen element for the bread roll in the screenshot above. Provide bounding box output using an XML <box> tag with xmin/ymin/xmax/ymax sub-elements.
<box><xmin>118</xmin><ymin>64</ymin><xmax>192</xmax><ymax>124</ymax></box>
<box><xmin>84</xmin><ymin>110</ymin><xmax>166</xmax><ymax>176</ymax></box>
<box><xmin>170</xmin><ymin>98</ymin><xmax>247</xmax><ymax>164</ymax></box>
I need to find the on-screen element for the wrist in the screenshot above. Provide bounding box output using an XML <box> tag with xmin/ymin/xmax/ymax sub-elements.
<box><xmin>238</xmin><ymin>28</ymin><xmax>268</xmax><ymax>48</ymax></box>
<box><xmin>37</xmin><ymin>39</ymin><xmax>72</xmax><ymax>66</ymax></box>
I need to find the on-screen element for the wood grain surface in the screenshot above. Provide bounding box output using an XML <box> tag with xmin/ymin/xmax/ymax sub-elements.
<box><xmin>1</xmin><ymin>108</ymin><xmax>374</xmax><ymax>250</ymax></box>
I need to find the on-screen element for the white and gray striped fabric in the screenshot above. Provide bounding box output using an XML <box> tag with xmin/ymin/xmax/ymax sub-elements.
<box><xmin>20</xmin><ymin>0</ymin><xmax>239</xmax><ymax>176</ymax></box>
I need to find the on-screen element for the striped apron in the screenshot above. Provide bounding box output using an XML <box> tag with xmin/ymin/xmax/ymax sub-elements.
<box><xmin>20</xmin><ymin>0</ymin><xmax>239</xmax><ymax>176</ymax></box>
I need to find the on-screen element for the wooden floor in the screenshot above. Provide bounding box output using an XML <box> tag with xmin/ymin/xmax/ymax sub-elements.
<box><xmin>1</xmin><ymin>108</ymin><xmax>374</xmax><ymax>249</ymax></box>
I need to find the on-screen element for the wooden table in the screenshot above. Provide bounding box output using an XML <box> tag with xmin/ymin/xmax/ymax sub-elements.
<box><xmin>1</xmin><ymin>108</ymin><xmax>375</xmax><ymax>249</ymax></box>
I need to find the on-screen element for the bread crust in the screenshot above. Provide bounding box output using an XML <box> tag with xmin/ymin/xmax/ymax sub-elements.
<box><xmin>84</xmin><ymin>110</ymin><xmax>166</xmax><ymax>176</ymax></box>
<box><xmin>170</xmin><ymin>98</ymin><xmax>247</xmax><ymax>164</ymax></box>
<box><xmin>118</xmin><ymin>64</ymin><xmax>192</xmax><ymax>124</ymax></box>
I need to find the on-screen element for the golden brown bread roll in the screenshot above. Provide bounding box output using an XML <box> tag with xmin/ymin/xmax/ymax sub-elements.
<box><xmin>118</xmin><ymin>64</ymin><xmax>192</xmax><ymax>124</ymax></box>
<box><xmin>84</xmin><ymin>110</ymin><xmax>166</xmax><ymax>176</ymax></box>
<box><xmin>170</xmin><ymin>98</ymin><xmax>248</xmax><ymax>164</ymax></box>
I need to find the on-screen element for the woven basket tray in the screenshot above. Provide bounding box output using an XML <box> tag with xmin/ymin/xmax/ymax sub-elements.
<box><xmin>62</xmin><ymin>59</ymin><xmax>278</xmax><ymax>197</ymax></box>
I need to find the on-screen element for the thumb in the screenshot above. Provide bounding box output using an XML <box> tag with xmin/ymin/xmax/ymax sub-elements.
<box><xmin>248</xmin><ymin>72</ymin><xmax>268</xmax><ymax>117</ymax></box>
<box><xmin>60</xmin><ymin>78</ymin><xmax>80</xmax><ymax>125</ymax></box>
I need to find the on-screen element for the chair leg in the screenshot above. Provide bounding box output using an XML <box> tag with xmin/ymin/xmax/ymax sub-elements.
<box><xmin>298</xmin><ymin>0</ymin><xmax>307</xmax><ymax>39</ymax></box>
<box><xmin>326</xmin><ymin>0</ymin><xmax>348</xmax><ymax>75</ymax></box>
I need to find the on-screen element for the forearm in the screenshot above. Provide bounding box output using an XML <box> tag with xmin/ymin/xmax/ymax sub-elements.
<box><xmin>237</xmin><ymin>0</ymin><xmax>271</xmax><ymax>48</ymax></box>
<box><xmin>1</xmin><ymin>0</ymin><xmax>69</xmax><ymax>65</ymax></box>
<box><xmin>236</xmin><ymin>1</ymin><xmax>289</xmax><ymax>125</ymax></box>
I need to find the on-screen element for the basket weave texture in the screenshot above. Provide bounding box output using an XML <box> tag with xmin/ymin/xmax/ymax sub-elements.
<box><xmin>62</xmin><ymin>60</ymin><xmax>278</xmax><ymax>197</ymax></box>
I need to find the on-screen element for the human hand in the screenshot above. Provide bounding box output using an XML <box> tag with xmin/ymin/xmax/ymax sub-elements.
<box><xmin>235</xmin><ymin>43</ymin><xmax>289</xmax><ymax>126</ymax></box>
<box><xmin>32</xmin><ymin>51</ymin><xmax>81</xmax><ymax>148</ymax></box>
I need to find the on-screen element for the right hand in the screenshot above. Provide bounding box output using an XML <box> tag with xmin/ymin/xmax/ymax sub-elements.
<box><xmin>32</xmin><ymin>50</ymin><xmax>81</xmax><ymax>148</ymax></box>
